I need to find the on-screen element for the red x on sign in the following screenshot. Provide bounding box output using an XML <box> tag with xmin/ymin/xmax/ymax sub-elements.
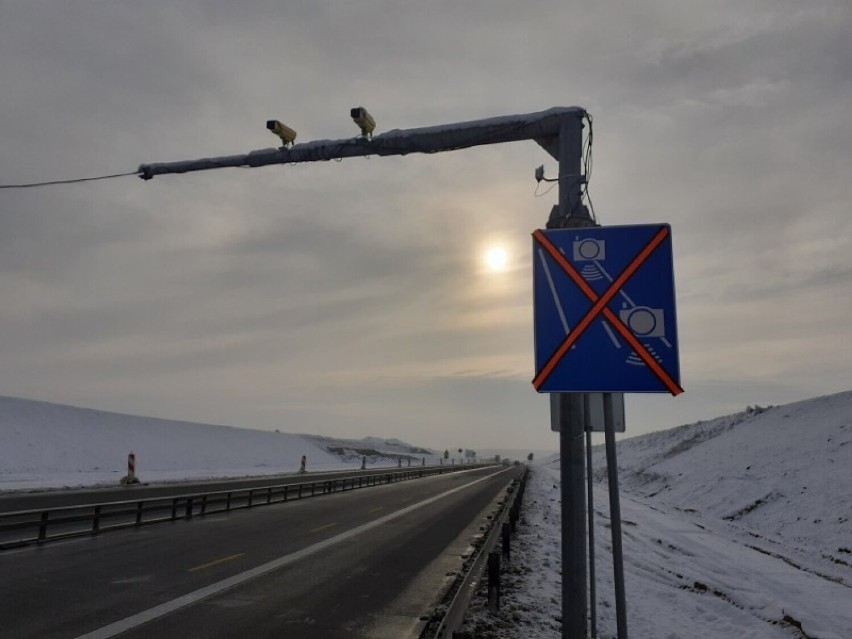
<box><xmin>532</xmin><ymin>226</ymin><xmax>683</xmax><ymax>396</ymax></box>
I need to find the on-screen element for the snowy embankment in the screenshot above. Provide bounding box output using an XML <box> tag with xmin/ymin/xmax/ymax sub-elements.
<box><xmin>0</xmin><ymin>396</ymin><xmax>437</xmax><ymax>491</ymax></box>
<box><xmin>463</xmin><ymin>391</ymin><xmax>852</xmax><ymax>639</ymax></box>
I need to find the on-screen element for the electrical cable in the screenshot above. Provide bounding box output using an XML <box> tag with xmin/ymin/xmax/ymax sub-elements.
<box><xmin>537</xmin><ymin>113</ymin><xmax>595</xmax><ymax>220</ymax></box>
<box><xmin>0</xmin><ymin>171</ymin><xmax>139</xmax><ymax>189</ymax></box>
<box><xmin>582</xmin><ymin>112</ymin><xmax>596</xmax><ymax>221</ymax></box>
<box><xmin>534</xmin><ymin>181</ymin><xmax>559</xmax><ymax>197</ymax></box>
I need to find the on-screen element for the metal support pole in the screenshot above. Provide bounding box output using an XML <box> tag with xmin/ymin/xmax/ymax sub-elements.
<box><xmin>604</xmin><ymin>393</ymin><xmax>628</xmax><ymax>638</ymax></box>
<box><xmin>558</xmin><ymin>395</ymin><xmax>588</xmax><ymax>638</ymax></box>
<box><xmin>550</xmin><ymin>112</ymin><xmax>593</xmax><ymax>639</ymax></box>
<box><xmin>586</xmin><ymin>427</ymin><xmax>597</xmax><ymax>638</ymax></box>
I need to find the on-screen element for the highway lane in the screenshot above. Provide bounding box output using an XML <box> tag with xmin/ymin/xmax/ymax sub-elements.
<box><xmin>0</xmin><ymin>464</ymin><xmax>476</xmax><ymax>513</ymax></box>
<box><xmin>1</xmin><ymin>464</ymin><xmax>522</xmax><ymax>638</ymax></box>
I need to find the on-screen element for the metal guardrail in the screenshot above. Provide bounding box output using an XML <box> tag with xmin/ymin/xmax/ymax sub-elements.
<box><xmin>426</xmin><ymin>466</ymin><xmax>528</xmax><ymax>638</ymax></box>
<box><xmin>0</xmin><ymin>465</ymin><xmax>479</xmax><ymax>550</ymax></box>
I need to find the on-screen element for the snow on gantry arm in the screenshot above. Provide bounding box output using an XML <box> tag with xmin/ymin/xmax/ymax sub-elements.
<box><xmin>137</xmin><ymin>106</ymin><xmax>587</xmax><ymax>179</ymax></box>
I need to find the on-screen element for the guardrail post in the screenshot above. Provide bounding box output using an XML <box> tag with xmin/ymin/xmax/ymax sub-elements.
<box><xmin>171</xmin><ymin>498</ymin><xmax>178</xmax><ymax>520</ymax></box>
<box><xmin>267</xmin><ymin>487</ymin><xmax>272</xmax><ymax>504</ymax></box>
<box><xmin>226</xmin><ymin>492</ymin><xmax>232</xmax><ymax>511</ymax></box>
<box><xmin>185</xmin><ymin>498</ymin><xmax>193</xmax><ymax>519</ymax></box>
<box><xmin>248</xmin><ymin>490</ymin><xmax>254</xmax><ymax>508</ymax></box>
<box><xmin>38</xmin><ymin>511</ymin><xmax>49</xmax><ymax>541</ymax></box>
<box><xmin>136</xmin><ymin>501</ymin><xmax>144</xmax><ymax>524</ymax></box>
<box><xmin>93</xmin><ymin>506</ymin><xmax>101</xmax><ymax>534</ymax></box>
<box><xmin>487</xmin><ymin>551</ymin><xmax>501</xmax><ymax>612</ymax></box>
<box><xmin>200</xmin><ymin>495</ymin><xmax>208</xmax><ymax>515</ymax></box>
<box><xmin>502</xmin><ymin>522</ymin><xmax>511</xmax><ymax>561</ymax></box>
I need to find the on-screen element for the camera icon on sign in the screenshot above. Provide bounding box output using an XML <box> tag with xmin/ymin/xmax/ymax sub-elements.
<box><xmin>572</xmin><ymin>238</ymin><xmax>605</xmax><ymax>262</ymax></box>
<box><xmin>619</xmin><ymin>306</ymin><xmax>666</xmax><ymax>338</ymax></box>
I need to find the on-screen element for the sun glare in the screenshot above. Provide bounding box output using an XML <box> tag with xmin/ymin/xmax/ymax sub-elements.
<box><xmin>484</xmin><ymin>246</ymin><xmax>509</xmax><ymax>272</ymax></box>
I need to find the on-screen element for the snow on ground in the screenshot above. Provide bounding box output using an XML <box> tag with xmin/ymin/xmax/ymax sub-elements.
<box><xmin>3</xmin><ymin>391</ymin><xmax>850</xmax><ymax>637</ymax></box>
<box><xmin>462</xmin><ymin>391</ymin><xmax>852</xmax><ymax>639</ymax></box>
<box><xmin>0</xmin><ymin>396</ymin><xmax>439</xmax><ymax>491</ymax></box>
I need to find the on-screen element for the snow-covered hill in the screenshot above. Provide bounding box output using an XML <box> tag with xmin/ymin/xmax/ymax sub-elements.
<box><xmin>464</xmin><ymin>390</ymin><xmax>852</xmax><ymax>639</ymax></box>
<box><xmin>301</xmin><ymin>433</ymin><xmax>435</xmax><ymax>466</ymax></box>
<box><xmin>0</xmin><ymin>396</ymin><xmax>437</xmax><ymax>491</ymax></box>
<box><xmin>598</xmin><ymin>393</ymin><xmax>850</xmax><ymax>574</ymax></box>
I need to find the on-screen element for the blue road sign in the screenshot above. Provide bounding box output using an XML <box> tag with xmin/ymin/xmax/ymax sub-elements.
<box><xmin>532</xmin><ymin>224</ymin><xmax>682</xmax><ymax>394</ymax></box>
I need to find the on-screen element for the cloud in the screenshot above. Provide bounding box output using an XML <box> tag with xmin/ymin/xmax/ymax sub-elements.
<box><xmin>1</xmin><ymin>1</ymin><xmax>851</xmax><ymax>448</ymax></box>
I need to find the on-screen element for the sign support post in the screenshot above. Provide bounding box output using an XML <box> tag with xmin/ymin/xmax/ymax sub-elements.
<box><xmin>604</xmin><ymin>393</ymin><xmax>628</xmax><ymax>638</ymax></box>
<box><xmin>550</xmin><ymin>115</ymin><xmax>595</xmax><ymax>639</ymax></box>
<box><xmin>586</xmin><ymin>421</ymin><xmax>597</xmax><ymax>638</ymax></box>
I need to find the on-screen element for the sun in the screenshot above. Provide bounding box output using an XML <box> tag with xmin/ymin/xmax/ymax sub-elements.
<box><xmin>484</xmin><ymin>246</ymin><xmax>509</xmax><ymax>272</ymax></box>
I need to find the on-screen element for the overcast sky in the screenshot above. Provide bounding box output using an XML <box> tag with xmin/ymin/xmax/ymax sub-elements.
<box><xmin>1</xmin><ymin>1</ymin><xmax>850</xmax><ymax>451</ymax></box>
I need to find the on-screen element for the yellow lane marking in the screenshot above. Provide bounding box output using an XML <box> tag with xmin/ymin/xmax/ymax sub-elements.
<box><xmin>368</xmin><ymin>506</ymin><xmax>384</xmax><ymax>513</ymax></box>
<box><xmin>187</xmin><ymin>553</ymin><xmax>245</xmax><ymax>573</ymax></box>
<box><xmin>310</xmin><ymin>522</ymin><xmax>338</xmax><ymax>533</ymax></box>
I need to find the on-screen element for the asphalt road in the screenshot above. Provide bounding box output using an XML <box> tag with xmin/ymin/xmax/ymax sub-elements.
<box><xmin>2</xmin><ymin>464</ymin><xmax>522</xmax><ymax>639</ymax></box>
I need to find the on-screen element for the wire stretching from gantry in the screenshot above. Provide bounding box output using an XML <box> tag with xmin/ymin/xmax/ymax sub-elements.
<box><xmin>0</xmin><ymin>171</ymin><xmax>139</xmax><ymax>189</ymax></box>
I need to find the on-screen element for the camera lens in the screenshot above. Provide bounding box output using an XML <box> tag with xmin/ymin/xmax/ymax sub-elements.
<box><xmin>577</xmin><ymin>239</ymin><xmax>602</xmax><ymax>260</ymax></box>
<box><xmin>626</xmin><ymin>308</ymin><xmax>657</xmax><ymax>335</ymax></box>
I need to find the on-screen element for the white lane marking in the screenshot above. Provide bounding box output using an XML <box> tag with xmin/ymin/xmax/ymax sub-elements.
<box><xmin>73</xmin><ymin>467</ymin><xmax>514</xmax><ymax>639</ymax></box>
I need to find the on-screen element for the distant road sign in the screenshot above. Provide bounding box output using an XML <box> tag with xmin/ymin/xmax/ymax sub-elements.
<box><xmin>533</xmin><ymin>224</ymin><xmax>682</xmax><ymax>395</ymax></box>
